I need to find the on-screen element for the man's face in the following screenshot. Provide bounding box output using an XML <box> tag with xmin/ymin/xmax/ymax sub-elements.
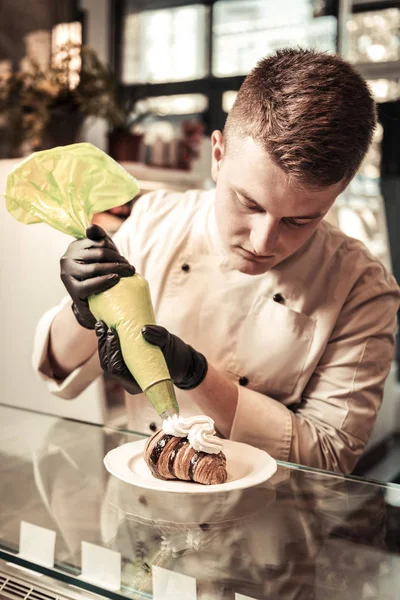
<box><xmin>211</xmin><ymin>131</ymin><xmax>346</xmax><ymax>275</ymax></box>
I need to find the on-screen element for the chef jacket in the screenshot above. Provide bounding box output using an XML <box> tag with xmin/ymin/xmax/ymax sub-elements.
<box><xmin>33</xmin><ymin>189</ymin><xmax>400</xmax><ymax>473</ymax></box>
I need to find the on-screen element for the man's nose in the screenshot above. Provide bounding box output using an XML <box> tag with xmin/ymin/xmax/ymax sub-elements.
<box><xmin>250</xmin><ymin>214</ymin><xmax>280</xmax><ymax>256</ymax></box>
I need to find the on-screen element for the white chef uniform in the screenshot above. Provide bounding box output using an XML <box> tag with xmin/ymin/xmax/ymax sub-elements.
<box><xmin>32</xmin><ymin>189</ymin><xmax>400</xmax><ymax>473</ymax></box>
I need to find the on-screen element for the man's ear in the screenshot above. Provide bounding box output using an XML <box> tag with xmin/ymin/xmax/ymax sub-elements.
<box><xmin>211</xmin><ymin>130</ymin><xmax>224</xmax><ymax>183</ymax></box>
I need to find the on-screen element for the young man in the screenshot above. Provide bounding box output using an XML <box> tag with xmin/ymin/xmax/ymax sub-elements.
<box><xmin>33</xmin><ymin>48</ymin><xmax>400</xmax><ymax>474</ymax></box>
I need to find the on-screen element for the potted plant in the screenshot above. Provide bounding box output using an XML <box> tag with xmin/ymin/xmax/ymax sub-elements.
<box><xmin>107</xmin><ymin>96</ymin><xmax>152</xmax><ymax>162</ymax></box>
<box><xmin>0</xmin><ymin>43</ymin><xmax>149</xmax><ymax>159</ymax></box>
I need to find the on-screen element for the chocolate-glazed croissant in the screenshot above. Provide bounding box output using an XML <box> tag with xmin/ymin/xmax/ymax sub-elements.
<box><xmin>144</xmin><ymin>430</ymin><xmax>228</xmax><ymax>485</ymax></box>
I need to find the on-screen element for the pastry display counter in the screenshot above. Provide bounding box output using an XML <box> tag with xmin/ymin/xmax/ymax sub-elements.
<box><xmin>0</xmin><ymin>403</ymin><xmax>399</xmax><ymax>600</ymax></box>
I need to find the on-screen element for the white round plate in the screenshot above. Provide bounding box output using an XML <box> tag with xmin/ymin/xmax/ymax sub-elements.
<box><xmin>104</xmin><ymin>438</ymin><xmax>277</xmax><ymax>494</ymax></box>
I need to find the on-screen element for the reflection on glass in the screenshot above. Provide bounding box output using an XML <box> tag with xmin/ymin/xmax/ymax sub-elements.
<box><xmin>367</xmin><ymin>79</ymin><xmax>400</xmax><ymax>103</ymax></box>
<box><xmin>0</xmin><ymin>404</ymin><xmax>400</xmax><ymax>599</ymax></box>
<box><xmin>122</xmin><ymin>5</ymin><xmax>208</xmax><ymax>84</ymax></box>
<box><xmin>136</xmin><ymin>94</ymin><xmax>208</xmax><ymax>116</ymax></box>
<box><xmin>347</xmin><ymin>8</ymin><xmax>400</xmax><ymax>64</ymax></box>
<box><xmin>213</xmin><ymin>0</ymin><xmax>337</xmax><ymax>77</ymax></box>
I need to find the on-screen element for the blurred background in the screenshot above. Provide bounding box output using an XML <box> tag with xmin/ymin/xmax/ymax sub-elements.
<box><xmin>0</xmin><ymin>0</ymin><xmax>400</xmax><ymax>481</ymax></box>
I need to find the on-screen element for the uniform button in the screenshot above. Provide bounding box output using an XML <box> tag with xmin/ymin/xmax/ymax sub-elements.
<box><xmin>273</xmin><ymin>293</ymin><xmax>285</xmax><ymax>304</ymax></box>
<box><xmin>181</xmin><ymin>263</ymin><xmax>190</xmax><ymax>272</ymax></box>
<box><xmin>149</xmin><ymin>422</ymin><xmax>157</xmax><ymax>432</ymax></box>
<box><xmin>239</xmin><ymin>376</ymin><xmax>249</xmax><ymax>386</ymax></box>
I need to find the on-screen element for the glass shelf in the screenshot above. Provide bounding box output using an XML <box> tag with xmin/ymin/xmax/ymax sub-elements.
<box><xmin>0</xmin><ymin>403</ymin><xmax>399</xmax><ymax>599</ymax></box>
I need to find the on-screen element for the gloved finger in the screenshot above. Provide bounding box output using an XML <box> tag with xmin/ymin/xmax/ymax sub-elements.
<box><xmin>70</xmin><ymin>234</ymin><xmax>117</xmax><ymax>253</ymax></box>
<box><xmin>86</xmin><ymin>224</ymin><xmax>107</xmax><ymax>241</ymax></box>
<box><xmin>72</xmin><ymin>247</ymin><xmax>132</xmax><ymax>265</ymax></box>
<box><xmin>79</xmin><ymin>273</ymin><xmax>121</xmax><ymax>298</ymax></box>
<box><xmin>86</xmin><ymin>236</ymin><xmax>120</xmax><ymax>252</ymax></box>
<box><xmin>66</xmin><ymin>260</ymin><xmax>135</xmax><ymax>281</ymax></box>
<box><xmin>141</xmin><ymin>324</ymin><xmax>169</xmax><ymax>350</ymax></box>
<box><xmin>95</xmin><ymin>321</ymin><xmax>109</xmax><ymax>371</ymax></box>
<box><xmin>106</xmin><ymin>328</ymin><xmax>139</xmax><ymax>383</ymax></box>
<box><xmin>105</xmin><ymin>328</ymin><xmax>125</xmax><ymax>375</ymax></box>
<box><xmin>103</xmin><ymin>328</ymin><xmax>142</xmax><ymax>394</ymax></box>
<box><xmin>81</xmin><ymin>224</ymin><xmax>119</xmax><ymax>252</ymax></box>
<box><xmin>64</xmin><ymin>232</ymin><xmax>118</xmax><ymax>258</ymax></box>
<box><xmin>95</xmin><ymin>320</ymin><xmax>108</xmax><ymax>338</ymax></box>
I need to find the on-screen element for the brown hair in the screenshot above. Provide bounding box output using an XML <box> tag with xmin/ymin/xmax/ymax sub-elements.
<box><xmin>224</xmin><ymin>48</ymin><xmax>377</xmax><ymax>187</ymax></box>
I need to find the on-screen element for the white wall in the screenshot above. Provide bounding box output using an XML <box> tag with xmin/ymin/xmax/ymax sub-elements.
<box><xmin>0</xmin><ymin>3</ymin><xmax>111</xmax><ymax>421</ymax></box>
<box><xmin>0</xmin><ymin>159</ymin><xmax>106</xmax><ymax>423</ymax></box>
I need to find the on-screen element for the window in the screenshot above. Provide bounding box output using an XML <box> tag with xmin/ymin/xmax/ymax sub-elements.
<box><xmin>121</xmin><ymin>4</ymin><xmax>208</xmax><ymax>84</ymax></box>
<box><xmin>212</xmin><ymin>0</ymin><xmax>337</xmax><ymax>77</ymax></box>
<box><xmin>222</xmin><ymin>91</ymin><xmax>237</xmax><ymax>113</ymax></box>
<box><xmin>347</xmin><ymin>8</ymin><xmax>400</xmax><ymax>64</ymax></box>
<box><xmin>113</xmin><ymin>0</ymin><xmax>339</xmax><ymax>132</ymax></box>
<box><xmin>367</xmin><ymin>79</ymin><xmax>400</xmax><ymax>103</ymax></box>
<box><xmin>136</xmin><ymin>93</ymin><xmax>208</xmax><ymax>115</ymax></box>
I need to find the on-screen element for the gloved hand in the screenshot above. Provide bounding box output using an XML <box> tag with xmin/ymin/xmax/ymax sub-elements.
<box><xmin>95</xmin><ymin>321</ymin><xmax>208</xmax><ymax>393</ymax></box>
<box><xmin>60</xmin><ymin>224</ymin><xmax>135</xmax><ymax>329</ymax></box>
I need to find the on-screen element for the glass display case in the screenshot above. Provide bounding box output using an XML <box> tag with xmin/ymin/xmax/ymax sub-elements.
<box><xmin>1</xmin><ymin>403</ymin><xmax>400</xmax><ymax>600</ymax></box>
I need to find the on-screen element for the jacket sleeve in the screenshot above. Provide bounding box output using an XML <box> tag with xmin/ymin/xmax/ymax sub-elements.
<box><xmin>230</xmin><ymin>281</ymin><xmax>399</xmax><ymax>474</ymax></box>
<box><xmin>32</xmin><ymin>296</ymin><xmax>103</xmax><ymax>399</ymax></box>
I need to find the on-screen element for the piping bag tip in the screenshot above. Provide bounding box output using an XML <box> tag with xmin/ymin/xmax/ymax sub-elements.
<box><xmin>144</xmin><ymin>378</ymin><xmax>179</xmax><ymax>420</ymax></box>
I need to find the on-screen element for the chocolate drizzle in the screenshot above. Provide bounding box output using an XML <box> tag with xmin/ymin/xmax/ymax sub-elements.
<box><xmin>149</xmin><ymin>434</ymin><xmax>172</xmax><ymax>478</ymax></box>
<box><xmin>189</xmin><ymin>451</ymin><xmax>207</xmax><ymax>481</ymax></box>
<box><xmin>168</xmin><ymin>438</ymin><xmax>188</xmax><ymax>478</ymax></box>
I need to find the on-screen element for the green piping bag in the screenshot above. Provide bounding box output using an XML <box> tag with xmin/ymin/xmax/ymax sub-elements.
<box><xmin>4</xmin><ymin>142</ymin><xmax>179</xmax><ymax>418</ymax></box>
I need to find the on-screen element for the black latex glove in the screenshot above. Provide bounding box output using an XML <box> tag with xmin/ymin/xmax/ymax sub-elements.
<box><xmin>60</xmin><ymin>224</ymin><xmax>135</xmax><ymax>329</ymax></box>
<box><xmin>95</xmin><ymin>321</ymin><xmax>208</xmax><ymax>393</ymax></box>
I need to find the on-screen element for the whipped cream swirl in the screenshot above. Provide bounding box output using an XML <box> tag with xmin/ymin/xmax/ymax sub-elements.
<box><xmin>162</xmin><ymin>414</ymin><xmax>224</xmax><ymax>455</ymax></box>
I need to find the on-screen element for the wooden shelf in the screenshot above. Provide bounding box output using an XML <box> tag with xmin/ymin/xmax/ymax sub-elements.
<box><xmin>119</xmin><ymin>161</ymin><xmax>206</xmax><ymax>193</ymax></box>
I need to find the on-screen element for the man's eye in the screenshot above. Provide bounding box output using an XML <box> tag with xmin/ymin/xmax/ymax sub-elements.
<box><xmin>284</xmin><ymin>218</ymin><xmax>312</xmax><ymax>228</ymax></box>
<box><xmin>236</xmin><ymin>195</ymin><xmax>259</xmax><ymax>211</ymax></box>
